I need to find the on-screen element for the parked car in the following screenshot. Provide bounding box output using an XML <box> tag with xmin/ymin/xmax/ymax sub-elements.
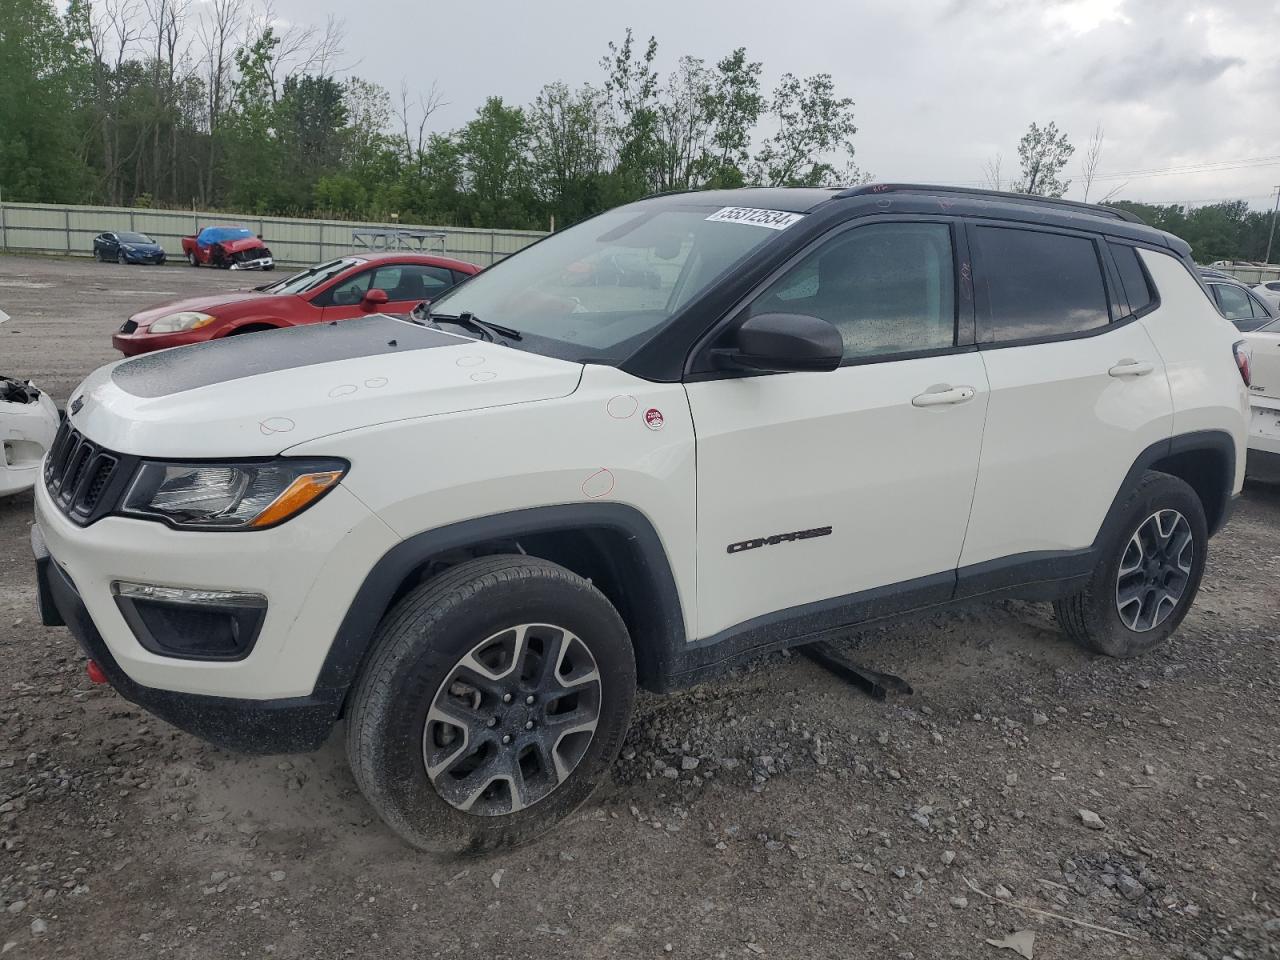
<box><xmin>36</xmin><ymin>185</ymin><xmax>1247</xmax><ymax>852</ymax></box>
<box><xmin>0</xmin><ymin>374</ymin><xmax>59</xmax><ymax>498</ymax></box>
<box><xmin>1253</xmin><ymin>280</ymin><xmax>1280</xmax><ymax>309</ymax></box>
<box><xmin>1241</xmin><ymin>315</ymin><xmax>1280</xmax><ymax>481</ymax></box>
<box><xmin>181</xmin><ymin>226</ymin><xmax>275</xmax><ymax>270</ymax></box>
<box><xmin>1199</xmin><ymin>269</ymin><xmax>1279</xmax><ymax>332</ymax></box>
<box><xmin>93</xmin><ymin>231</ymin><xmax>166</xmax><ymax>265</ymax></box>
<box><xmin>112</xmin><ymin>253</ymin><xmax>480</xmax><ymax>356</ymax></box>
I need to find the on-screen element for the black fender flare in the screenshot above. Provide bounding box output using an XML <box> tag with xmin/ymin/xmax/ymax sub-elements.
<box><xmin>1111</xmin><ymin>429</ymin><xmax>1237</xmax><ymax>538</ymax></box>
<box><xmin>315</xmin><ymin>503</ymin><xmax>687</xmax><ymax>705</ymax></box>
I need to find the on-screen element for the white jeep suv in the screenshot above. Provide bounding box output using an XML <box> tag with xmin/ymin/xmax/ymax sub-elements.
<box><xmin>33</xmin><ymin>185</ymin><xmax>1250</xmax><ymax>852</ymax></box>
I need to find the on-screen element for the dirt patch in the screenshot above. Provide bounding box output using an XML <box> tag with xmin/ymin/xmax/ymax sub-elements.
<box><xmin>0</xmin><ymin>255</ymin><xmax>1277</xmax><ymax>959</ymax></box>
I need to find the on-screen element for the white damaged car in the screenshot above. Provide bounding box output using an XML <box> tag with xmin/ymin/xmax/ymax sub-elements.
<box><xmin>1</xmin><ymin>375</ymin><xmax>59</xmax><ymax>498</ymax></box>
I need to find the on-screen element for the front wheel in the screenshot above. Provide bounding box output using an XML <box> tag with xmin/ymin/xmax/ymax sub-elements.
<box><xmin>117</xmin><ymin>251</ymin><xmax>127</xmax><ymax>265</ymax></box>
<box><xmin>1054</xmin><ymin>470</ymin><xmax>1207</xmax><ymax>658</ymax></box>
<box><xmin>346</xmin><ymin>555</ymin><xmax>636</xmax><ymax>855</ymax></box>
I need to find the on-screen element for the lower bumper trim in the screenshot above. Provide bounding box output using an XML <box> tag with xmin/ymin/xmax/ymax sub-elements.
<box><xmin>33</xmin><ymin>524</ymin><xmax>342</xmax><ymax>754</ymax></box>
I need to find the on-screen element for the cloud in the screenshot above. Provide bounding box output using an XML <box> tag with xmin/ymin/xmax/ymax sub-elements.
<box><xmin>1084</xmin><ymin>43</ymin><xmax>1242</xmax><ymax>102</ymax></box>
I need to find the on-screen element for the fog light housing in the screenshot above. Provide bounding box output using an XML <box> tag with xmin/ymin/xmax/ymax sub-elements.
<box><xmin>111</xmin><ymin>581</ymin><xmax>266</xmax><ymax>661</ymax></box>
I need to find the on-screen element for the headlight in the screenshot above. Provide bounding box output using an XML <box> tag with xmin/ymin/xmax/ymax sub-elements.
<box><xmin>149</xmin><ymin>311</ymin><xmax>216</xmax><ymax>334</ymax></box>
<box><xmin>121</xmin><ymin>459</ymin><xmax>347</xmax><ymax>530</ymax></box>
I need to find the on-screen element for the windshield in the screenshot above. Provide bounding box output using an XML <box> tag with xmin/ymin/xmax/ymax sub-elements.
<box><xmin>426</xmin><ymin>202</ymin><xmax>796</xmax><ymax>362</ymax></box>
<box><xmin>118</xmin><ymin>232</ymin><xmax>154</xmax><ymax>244</ymax></box>
<box><xmin>260</xmin><ymin>258</ymin><xmax>364</xmax><ymax>296</ymax></box>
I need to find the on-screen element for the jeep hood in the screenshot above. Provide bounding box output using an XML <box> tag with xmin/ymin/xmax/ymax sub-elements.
<box><xmin>68</xmin><ymin>315</ymin><xmax>583</xmax><ymax>457</ymax></box>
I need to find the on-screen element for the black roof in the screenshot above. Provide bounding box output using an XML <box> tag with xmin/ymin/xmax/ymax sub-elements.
<box><xmin>835</xmin><ymin>183</ymin><xmax>1143</xmax><ymax>223</ymax></box>
<box><xmin>642</xmin><ymin>183</ymin><xmax>1189</xmax><ymax>255</ymax></box>
<box><xmin>646</xmin><ymin>186</ymin><xmax>841</xmax><ymax>213</ymax></box>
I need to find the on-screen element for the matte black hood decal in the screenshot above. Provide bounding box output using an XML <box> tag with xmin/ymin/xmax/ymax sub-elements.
<box><xmin>112</xmin><ymin>315</ymin><xmax>461</xmax><ymax>398</ymax></box>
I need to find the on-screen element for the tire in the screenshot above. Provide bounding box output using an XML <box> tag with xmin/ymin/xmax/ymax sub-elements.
<box><xmin>117</xmin><ymin>251</ymin><xmax>127</xmax><ymax>265</ymax></box>
<box><xmin>187</xmin><ymin>251</ymin><xmax>198</xmax><ymax>267</ymax></box>
<box><xmin>346</xmin><ymin>555</ymin><xmax>636</xmax><ymax>855</ymax></box>
<box><xmin>1054</xmin><ymin>470</ymin><xmax>1207</xmax><ymax>658</ymax></box>
<box><xmin>94</xmin><ymin>247</ymin><xmax>103</xmax><ymax>262</ymax></box>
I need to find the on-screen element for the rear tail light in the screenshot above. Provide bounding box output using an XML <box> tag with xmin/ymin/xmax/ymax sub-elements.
<box><xmin>1233</xmin><ymin>340</ymin><xmax>1251</xmax><ymax>387</ymax></box>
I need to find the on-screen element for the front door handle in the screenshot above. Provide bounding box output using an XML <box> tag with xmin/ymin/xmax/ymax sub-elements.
<box><xmin>912</xmin><ymin>384</ymin><xmax>976</xmax><ymax>407</ymax></box>
<box><xmin>1108</xmin><ymin>359</ymin><xmax>1155</xmax><ymax>378</ymax></box>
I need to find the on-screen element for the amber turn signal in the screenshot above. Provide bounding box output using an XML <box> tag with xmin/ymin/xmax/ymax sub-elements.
<box><xmin>248</xmin><ymin>470</ymin><xmax>345</xmax><ymax>528</ymax></box>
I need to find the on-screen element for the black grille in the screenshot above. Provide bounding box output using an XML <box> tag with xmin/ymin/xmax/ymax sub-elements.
<box><xmin>43</xmin><ymin>420</ymin><xmax>124</xmax><ymax>524</ymax></box>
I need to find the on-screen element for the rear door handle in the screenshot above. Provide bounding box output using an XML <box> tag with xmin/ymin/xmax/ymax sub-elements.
<box><xmin>1108</xmin><ymin>359</ymin><xmax>1155</xmax><ymax>378</ymax></box>
<box><xmin>912</xmin><ymin>384</ymin><xmax>976</xmax><ymax>407</ymax></box>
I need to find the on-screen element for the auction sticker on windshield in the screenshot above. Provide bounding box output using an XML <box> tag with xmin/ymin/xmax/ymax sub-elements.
<box><xmin>705</xmin><ymin>207</ymin><xmax>805</xmax><ymax>230</ymax></box>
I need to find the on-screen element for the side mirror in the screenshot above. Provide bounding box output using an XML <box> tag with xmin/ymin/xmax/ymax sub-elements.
<box><xmin>362</xmin><ymin>288</ymin><xmax>390</xmax><ymax>309</ymax></box>
<box><xmin>715</xmin><ymin>313</ymin><xmax>843</xmax><ymax>373</ymax></box>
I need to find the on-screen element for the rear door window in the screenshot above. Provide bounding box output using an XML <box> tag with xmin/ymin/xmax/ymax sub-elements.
<box><xmin>971</xmin><ymin>225</ymin><xmax>1110</xmax><ymax>343</ymax></box>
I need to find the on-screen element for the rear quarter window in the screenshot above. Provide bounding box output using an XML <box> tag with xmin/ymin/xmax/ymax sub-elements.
<box><xmin>1109</xmin><ymin>243</ymin><xmax>1157</xmax><ymax>316</ymax></box>
<box><xmin>971</xmin><ymin>225</ymin><xmax>1111</xmax><ymax>343</ymax></box>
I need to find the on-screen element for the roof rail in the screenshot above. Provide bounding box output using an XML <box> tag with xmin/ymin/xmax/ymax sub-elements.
<box><xmin>833</xmin><ymin>183</ymin><xmax>1144</xmax><ymax>224</ymax></box>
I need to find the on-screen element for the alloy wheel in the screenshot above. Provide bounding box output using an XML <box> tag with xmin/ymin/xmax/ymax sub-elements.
<box><xmin>423</xmin><ymin>623</ymin><xmax>601</xmax><ymax>816</ymax></box>
<box><xmin>1115</xmin><ymin>509</ymin><xmax>1193</xmax><ymax>632</ymax></box>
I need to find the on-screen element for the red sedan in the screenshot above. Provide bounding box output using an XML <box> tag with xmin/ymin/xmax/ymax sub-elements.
<box><xmin>112</xmin><ymin>253</ymin><xmax>480</xmax><ymax>356</ymax></box>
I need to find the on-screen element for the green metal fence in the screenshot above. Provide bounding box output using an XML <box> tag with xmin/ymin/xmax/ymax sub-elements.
<box><xmin>0</xmin><ymin>201</ymin><xmax>545</xmax><ymax>268</ymax></box>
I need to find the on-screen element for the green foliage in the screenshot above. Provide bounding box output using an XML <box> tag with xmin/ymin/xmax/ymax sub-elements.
<box><xmin>752</xmin><ymin>73</ymin><xmax>859</xmax><ymax>187</ymax></box>
<box><xmin>1014</xmin><ymin>121</ymin><xmax>1074</xmax><ymax>198</ymax></box>
<box><xmin>0</xmin><ymin>0</ymin><xmax>91</xmax><ymax>201</ymax></box>
<box><xmin>1107</xmin><ymin>199</ymin><xmax>1276</xmax><ymax>263</ymax></box>
<box><xmin>0</xmin><ymin>8</ymin><xmax>872</xmax><ymax>229</ymax></box>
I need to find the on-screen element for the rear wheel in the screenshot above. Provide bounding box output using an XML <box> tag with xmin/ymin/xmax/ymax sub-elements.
<box><xmin>117</xmin><ymin>251</ymin><xmax>127</xmax><ymax>265</ymax></box>
<box><xmin>346</xmin><ymin>555</ymin><xmax>636</xmax><ymax>855</ymax></box>
<box><xmin>187</xmin><ymin>251</ymin><xmax>198</xmax><ymax>267</ymax></box>
<box><xmin>1054</xmin><ymin>471</ymin><xmax>1207</xmax><ymax>658</ymax></box>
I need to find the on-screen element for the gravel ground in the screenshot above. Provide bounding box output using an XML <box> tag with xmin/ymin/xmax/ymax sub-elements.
<box><xmin>1</xmin><ymin>254</ymin><xmax>1278</xmax><ymax>959</ymax></box>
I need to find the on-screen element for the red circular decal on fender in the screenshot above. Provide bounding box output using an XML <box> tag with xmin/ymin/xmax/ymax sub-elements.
<box><xmin>644</xmin><ymin>408</ymin><xmax>664</xmax><ymax>430</ymax></box>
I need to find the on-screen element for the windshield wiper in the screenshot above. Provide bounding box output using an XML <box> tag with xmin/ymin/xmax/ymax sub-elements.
<box><xmin>428</xmin><ymin>310</ymin><xmax>523</xmax><ymax>342</ymax></box>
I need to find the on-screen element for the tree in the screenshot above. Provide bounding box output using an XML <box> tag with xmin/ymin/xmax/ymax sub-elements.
<box><xmin>1080</xmin><ymin>123</ymin><xmax>1104</xmax><ymax>202</ymax></box>
<box><xmin>0</xmin><ymin>0</ymin><xmax>91</xmax><ymax>202</ymax></box>
<box><xmin>529</xmin><ymin>81</ymin><xmax>607</xmax><ymax>225</ymax></box>
<box><xmin>1013</xmin><ymin>121</ymin><xmax>1074</xmax><ymax>197</ymax></box>
<box><xmin>457</xmin><ymin>97</ymin><xmax>535</xmax><ymax>228</ymax></box>
<box><xmin>600</xmin><ymin>28</ymin><xmax>660</xmax><ymax>197</ymax></box>
<box><xmin>704</xmin><ymin>48</ymin><xmax>763</xmax><ymax>187</ymax></box>
<box><xmin>982</xmin><ymin>153</ymin><xmax>1003</xmax><ymax>191</ymax></box>
<box><xmin>1107</xmin><ymin>199</ymin><xmax>1274</xmax><ymax>263</ymax></box>
<box><xmin>752</xmin><ymin>72</ymin><xmax>858</xmax><ymax>187</ymax></box>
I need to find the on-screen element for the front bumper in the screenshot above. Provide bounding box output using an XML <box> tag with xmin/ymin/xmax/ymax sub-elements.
<box><xmin>1</xmin><ymin>389</ymin><xmax>60</xmax><ymax>497</ymax></box>
<box><xmin>31</xmin><ymin>470</ymin><xmax>400</xmax><ymax>751</ymax></box>
<box><xmin>229</xmin><ymin>256</ymin><xmax>273</xmax><ymax>271</ymax></box>
<box><xmin>123</xmin><ymin>250</ymin><xmax>166</xmax><ymax>264</ymax></box>
<box><xmin>34</xmin><ymin>524</ymin><xmax>340</xmax><ymax>753</ymax></box>
<box><xmin>111</xmin><ymin>328</ymin><xmax>202</xmax><ymax>356</ymax></box>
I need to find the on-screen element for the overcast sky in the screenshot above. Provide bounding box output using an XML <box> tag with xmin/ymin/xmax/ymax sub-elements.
<box><xmin>272</xmin><ymin>0</ymin><xmax>1280</xmax><ymax>209</ymax></box>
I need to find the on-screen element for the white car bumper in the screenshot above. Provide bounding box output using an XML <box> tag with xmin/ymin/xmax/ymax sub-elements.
<box><xmin>33</xmin><ymin>475</ymin><xmax>398</xmax><ymax>703</ymax></box>
<box><xmin>1</xmin><ymin>387</ymin><xmax>59</xmax><ymax>497</ymax></box>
